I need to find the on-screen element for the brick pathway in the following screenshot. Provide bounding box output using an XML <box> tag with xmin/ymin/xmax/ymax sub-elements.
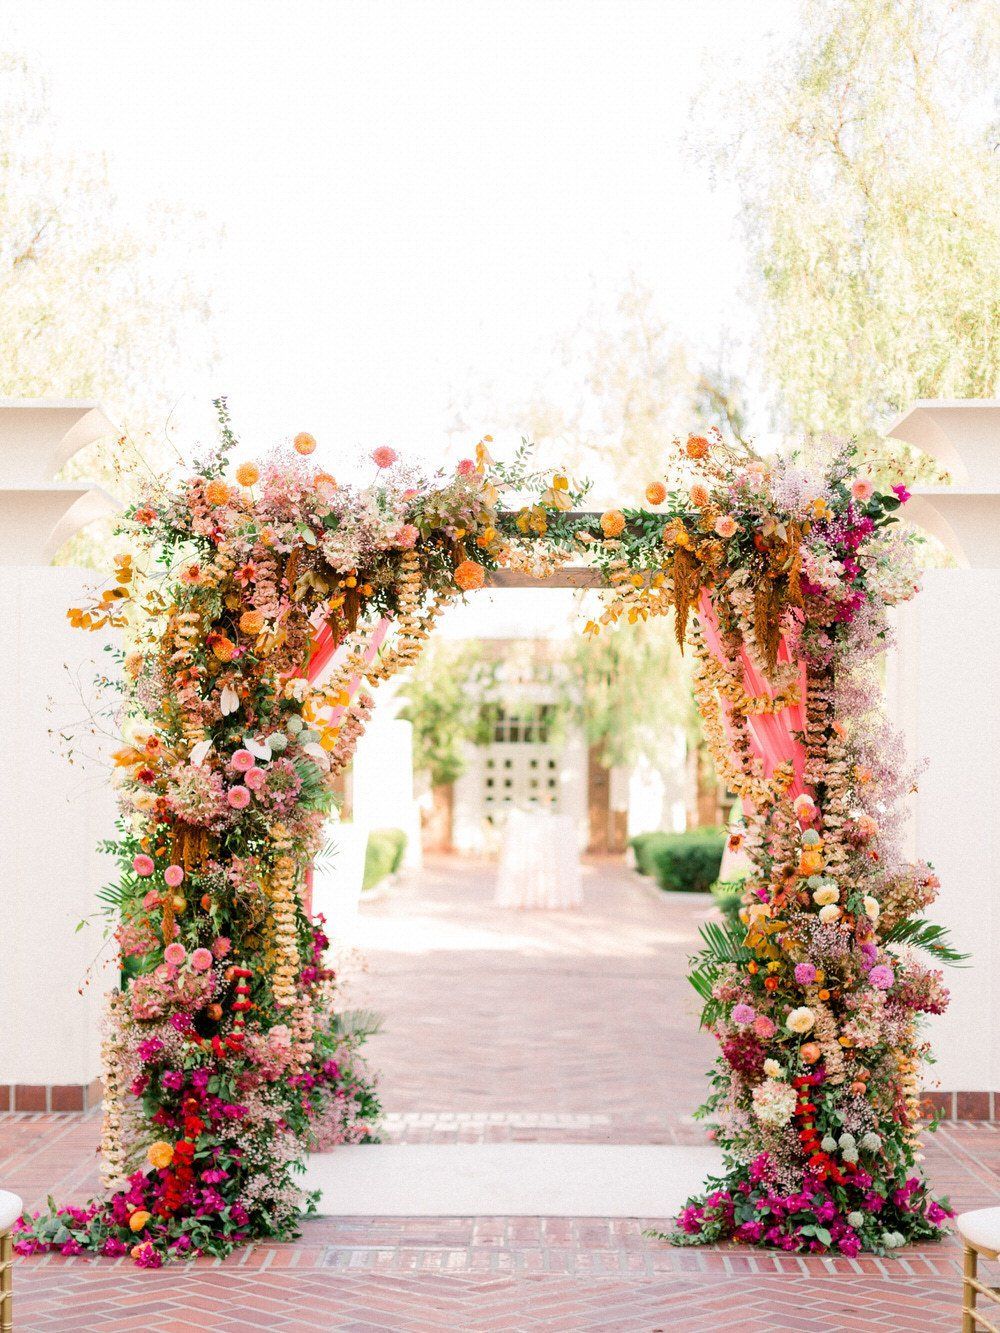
<box><xmin>2</xmin><ymin>856</ymin><xmax>998</xmax><ymax>1330</ymax></box>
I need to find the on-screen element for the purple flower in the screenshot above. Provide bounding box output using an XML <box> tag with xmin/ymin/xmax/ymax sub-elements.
<box><xmin>161</xmin><ymin>1070</ymin><xmax>184</xmax><ymax>1092</ymax></box>
<box><xmin>892</xmin><ymin>484</ymin><xmax>911</xmax><ymax>504</ymax></box>
<box><xmin>732</xmin><ymin>1003</ymin><xmax>756</xmax><ymax>1025</ymax></box>
<box><xmin>868</xmin><ymin>964</ymin><xmax>894</xmax><ymax>990</ymax></box>
<box><xmin>794</xmin><ymin>963</ymin><xmax>817</xmax><ymax>986</ymax></box>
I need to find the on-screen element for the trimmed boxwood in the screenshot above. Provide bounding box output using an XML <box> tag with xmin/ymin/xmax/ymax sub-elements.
<box><xmin>630</xmin><ymin>826</ymin><xmax>726</xmax><ymax>893</ymax></box>
<box><xmin>362</xmin><ymin>828</ymin><xmax>407</xmax><ymax>892</ymax></box>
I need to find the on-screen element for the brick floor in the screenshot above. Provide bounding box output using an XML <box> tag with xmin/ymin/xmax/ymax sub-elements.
<box><xmin>2</xmin><ymin>855</ymin><xmax>998</xmax><ymax>1330</ymax></box>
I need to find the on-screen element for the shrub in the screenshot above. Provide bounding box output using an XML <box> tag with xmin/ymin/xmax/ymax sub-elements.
<box><xmin>362</xmin><ymin>828</ymin><xmax>407</xmax><ymax>892</ymax></box>
<box><xmin>630</xmin><ymin>831</ymin><xmax>674</xmax><ymax>877</ymax></box>
<box><xmin>641</xmin><ymin>826</ymin><xmax>726</xmax><ymax>893</ymax></box>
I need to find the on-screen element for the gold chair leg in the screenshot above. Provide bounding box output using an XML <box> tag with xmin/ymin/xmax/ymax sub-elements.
<box><xmin>0</xmin><ymin>1229</ymin><xmax>11</xmax><ymax>1333</ymax></box>
<box><xmin>963</xmin><ymin>1243</ymin><xmax>978</xmax><ymax>1333</ymax></box>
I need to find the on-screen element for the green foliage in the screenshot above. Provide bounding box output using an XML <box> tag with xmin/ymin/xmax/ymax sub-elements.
<box><xmin>362</xmin><ymin>828</ymin><xmax>407</xmax><ymax>892</ymax></box>
<box><xmin>884</xmin><ymin>916</ymin><xmax>969</xmax><ymax>965</ymax></box>
<box><xmin>704</xmin><ymin>0</ymin><xmax>1000</xmax><ymax>479</ymax></box>
<box><xmin>397</xmin><ymin>642</ymin><xmax>501</xmax><ymax>786</ymax></box>
<box><xmin>631</xmin><ymin>826</ymin><xmax>725</xmax><ymax>893</ymax></box>
<box><xmin>687</xmin><ymin>917</ymin><xmax>753</xmax><ymax>1029</ymax></box>
<box><xmin>710</xmin><ymin>879</ymin><xmax>745</xmax><ymax>928</ymax></box>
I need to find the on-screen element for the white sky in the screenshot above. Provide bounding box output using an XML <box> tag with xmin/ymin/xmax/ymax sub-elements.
<box><xmin>6</xmin><ymin>0</ymin><xmax>793</xmax><ymax>475</ymax></box>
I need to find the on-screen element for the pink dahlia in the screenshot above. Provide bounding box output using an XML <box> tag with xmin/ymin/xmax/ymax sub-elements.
<box><xmin>244</xmin><ymin>766</ymin><xmax>266</xmax><ymax>791</ymax></box>
<box><xmin>732</xmin><ymin>1003</ymin><xmax>756</xmax><ymax>1025</ymax></box>
<box><xmin>164</xmin><ymin>864</ymin><xmax>184</xmax><ymax>888</ymax></box>
<box><xmin>868</xmin><ymin>964</ymin><xmax>894</xmax><ymax>990</ymax></box>
<box><xmin>211</xmin><ymin>936</ymin><xmax>231</xmax><ymax>959</ymax></box>
<box><xmin>164</xmin><ymin>943</ymin><xmax>186</xmax><ymax>966</ymax></box>
<box><xmin>456</xmin><ymin>458</ymin><xmax>476</xmax><ymax>477</ymax></box>
<box><xmin>227</xmin><ymin>785</ymin><xmax>251</xmax><ymax>809</ymax></box>
<box><xmin>395</xmin><ymin>523</ymin><xmax>419</xmax><ymax>549</ymax></box>
<box><xmin>230</xmin><ymin>749</ymin><xmax>256</xmax><ymax>772</ymax></box>
<box><xmin>372</xmin><ymin>445</ymin><xmax>398</xmax><ymax>468</ymax></box>
<box><xmin>190</xmin><ymin>948</ymin><xmax>213</xmax><ymax>972</ymax></box>
<box><xmin>133</xmin><ymin>854</ymin><xmax>155</xmax><ymax>877</ymax></box>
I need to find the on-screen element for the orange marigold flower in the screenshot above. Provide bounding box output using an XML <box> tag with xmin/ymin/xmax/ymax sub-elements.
<box><xmin>235</xmin><ymin>462</ymin><xmax>260</xmax><ymax>487</ymax></box>
<box><xmin>294</xmin><ymin>431</ymin><xmax>317</xmax><ymax>455</ymax></box>
<box><xmin>454</xmin><ymin>559</ymin><xmax>486</xmax><ymax>591</ymax></box>
<box><xmin>685</xmin><ymin>434</ymin><xmax>709</xmax><ymax>460</ymax></box>
<box><xmin>204</xmin><ymin>479</ymin><xmax>230</xmax><ymax>506</ymax></box>
<box><xmin>600</xmin><ymin>509</ymin><xmax>626</xmax><ymax>538</ymax></box>
<box><xmin>689</xmin><ymin>483</ymin><xmax>710</xmax><ymax>507</ymax></box>
<box><xmin>239</xmin><ymin>610</ymin><xmax>265</xmax><ymax>635</ymax></box>
<box><xmin>645</xmin><ymin>481</ymin><xmax>667</xmax><ymax>506</ymax></box>
<box><xmin>147</xmin><ymin>1140</ymin><xmax>174</xmax><ymax>1169</ymax></box>
<box><xmin>212</xmin><ymin>637</ymin><xmax>237</xmax><ymax>662</ymax></box>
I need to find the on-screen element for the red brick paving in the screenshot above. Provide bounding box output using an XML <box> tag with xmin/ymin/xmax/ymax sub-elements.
<box><xmin>2</xmin><ymin>856</ymin><xmax>998</xmax><ymax>1330</ymax></box>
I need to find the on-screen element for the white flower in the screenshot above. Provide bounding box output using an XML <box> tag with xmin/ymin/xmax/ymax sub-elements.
<box><xmin>786</xmin><ymin>1006</ymin><xmax>816</xmax><ymax>1034</ymax></box>
<box><xmin>821</xmin><ymin>1135</ymin><xmax>838</xmax><ymax>1152</ymax></box>
<box><xmin>847</xmin><ymin>1211</ymin><xmax>864</xmax><ymax>1228</ymax></box>
<box><xmin>812</xmin><ymin>885</ymin><xmax>839</xmax><ymax>907</ymax></box>
<box><xmin>283</xmin><ymin>676</ymin><xmax>310</xmax><ymax>702</ymax></box>
<box><xmin>862</xmin><ymin>895</ymin><xmax>880</xmax><ymax>921</ymax></box>
<box><xmin>303</xmin><ymin>742</ymin><xmax>330</xmax><ymax>771</ymax></box>
<box><xmin>763</xmin><ymin>1058</ymin><xmax>783</xmax><ymax>1078</ymax></box>
<box><xmin>751</xmin><ymin>1079</ymin><xmax>798</xmax><ymax>1128</ymax></box>
<box><xmin>189</xmin><ymin>738</ymin><xmax>213</xmax><ymax>768</ymax></box>
<box><xmin>220</xmin><ymin>684</ymin><xmax>240</xmax><ymax>716</ymax></box>
<box><xmin>882</xmin><ymin>1230</ymin><xmax>905</xmax><ymax>1249</ymax></box>
<box><xmin>839</xmin><ymin>1132</ymin><xmax>856</xmax><ymax>1148</ymax></box>
<box><xmin>860</xmin><ymin>1132</ymin><xmax>882</xmax><ymax>1152</ymax></box>
<box><xmin>818</xmin><ymin>904</ymin><xmax>842</xmax><ymax>923</ymax></box>
<box><xmin>244</xmin><ymin>736</ymin><xmax>273</xmax><ymax>762</ymax></box>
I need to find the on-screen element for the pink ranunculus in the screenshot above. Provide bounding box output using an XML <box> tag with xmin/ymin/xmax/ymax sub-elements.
<box><xmin>851</xmin><ymin>478</ymin><xmax>874</xmax><ymax>503</ymax></box>
<box><xmin>164</xmin><ymin>943</ymin><xmax>186</xmax><ymax>966</ymax></box>
<box><xmin>753</xmin><ymin>1015</ymin><xmax>776</xmax><ymax>1040</ymax></box>
<box><xmin>395</xmin><ymin>523</ymin><xmax>419</xmax><ymax>549</ymax></box>
<box><xmin>133</xmin><ymin>854</ymin><xmax>155</xmax><ymax>877</ymax></box>
<box><xmin>244</xmin><ymin>767</ymin><xmax>266</xmax><ymax>791</ymax></box>
<box><xmin>230</xmin><ymin>749</ymin><xmax>256</xmax><ymax>772</ymax></box>
<box><xmin>732</xmin><ymin>1003</ymin><xmax>756</xmax><ymax>1025</ymax></box>
<box><xmin>227</xmin><ymin>785</ymin><xmax>251</xmax><ymax>809</ymax></box>
<box><xmin>190</xmin><ymin>948</ymin><xmax>214</xmax><ymax>972</ymax></box>
<box><xmin>372</xmin><ymin>445</ymin><xmax>398</xmax><ymax>469</ymax></box>
<box><xmin>211</xmin><ymin>936</ymin><xmax>231</xmax><ymax>959</ymax></box>
<box><xmin>164</xmin><ymin>864</ymin><xmax>184</xmax><ymax>888</ymax></box>
<box><xmin>456</xmin><ymin>458</ymin><xmax>476</xmax><ymax>477</ymax></box>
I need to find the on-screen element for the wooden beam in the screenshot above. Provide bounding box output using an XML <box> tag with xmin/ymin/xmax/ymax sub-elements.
<box><xmin>485</xmin><ymin>567</ymin><xmax>604</xmax><ymax>589</ymax></box>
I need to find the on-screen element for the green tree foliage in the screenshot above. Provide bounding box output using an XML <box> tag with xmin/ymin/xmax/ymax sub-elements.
<box><xmin>396</xmin><ymin>642</ymin><xmax>498</xmax><ymax>787</ymax></box>
<box><xmin>708</xmin><ymin>0</ymin><xmax>1000</xmax><ymax>477</ymax></box>
<box><xmin>0</xmin><ymin>52</ymin><xmax>217</xmax><ymax>555</ymax></box>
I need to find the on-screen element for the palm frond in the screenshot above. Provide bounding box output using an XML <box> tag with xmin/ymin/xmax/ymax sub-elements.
<box><xmin>687</xmin><ymin>918</ymin><xmax>752</xmax><ymax>1027</ymax></box>
<box><xmin>884</xmin><ymin>917</ymin><xmax>968</xmax><ymax>965</ymax></box>
<box><xmin>333</xmin><ymin>1008</ymin><xmax>384</xmax><ymax>1040</ymax></box>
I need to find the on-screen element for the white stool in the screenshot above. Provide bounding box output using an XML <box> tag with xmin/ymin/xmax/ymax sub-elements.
<box><xmin>958</xmin><ymin>1208</ymin><xmax>1000</xmax><ymax>1333</ymax></box>
<box><xmin>0</xmin><ymin>1191</ymin><xmax>22</xmax><ymax>1333</ymax></box>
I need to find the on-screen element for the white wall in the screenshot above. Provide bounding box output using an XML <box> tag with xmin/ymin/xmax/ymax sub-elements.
<box><xmin>887</xmin><ymin>569</ymin><xmax>1000</xmax><ymax>1092</ymax></box>
<box><xmin>0</xmin><ymin>567</ymin><xmax>118</xmax><ymax>1085</ymax></box>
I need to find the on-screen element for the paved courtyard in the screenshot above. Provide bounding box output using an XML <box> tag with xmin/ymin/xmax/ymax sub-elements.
<box><xmin>3</xmin><ymin>856</ymin><xmax>999</xmax><ymax>1330</ymax></box>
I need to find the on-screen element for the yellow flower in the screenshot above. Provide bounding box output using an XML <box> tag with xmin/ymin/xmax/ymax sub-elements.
<box><xmin>129</xmin><ymin>1210</ymin><xmax>152</xmax><ymax>1232</ymax></box>
<box><xmin>600</xmin><ymin>509</ymin><xmax>626</xmax><ymax>538</ymax></box>
<box><xmin>147</xmin><ymin>1140</ymin><xmax>174</xmax><ymax>1169</ymax></box>
<box><xmin>293</xmin><ymin>431</ymin><xmax>317</xmax><ymax>455</ymax></box>
<box><xmin>235</xmin><ymin>462</ymin><xmax>260</xmax><ymax>487</ymax></box>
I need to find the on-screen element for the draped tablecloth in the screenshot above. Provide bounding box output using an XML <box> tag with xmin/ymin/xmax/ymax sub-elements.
<box><xmin>494</xmin><ymin>809</ymin><xmax>583</xmax><ymax>910</ymax></box>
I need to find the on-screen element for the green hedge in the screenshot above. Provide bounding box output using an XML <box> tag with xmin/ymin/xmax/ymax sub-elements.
<box><xmin>630</xmin><ymin>827</ymin><xmax>726</xmax><ymax>893</ymax></box>
<box><xmin>362</xmin><ymin>828</ymin><xmax>407</xmax><ymax>892</ymax></box>
<box><xmin>711</xmin><ymin>878</ymin><xmax>746</xmax><ymax>926</ymax></box>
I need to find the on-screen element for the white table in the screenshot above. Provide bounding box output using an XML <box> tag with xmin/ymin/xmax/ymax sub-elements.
<box><xmin>494</xmin><ymin>809</ymin><xmax>582</xmax><ymax>909</ymax></box>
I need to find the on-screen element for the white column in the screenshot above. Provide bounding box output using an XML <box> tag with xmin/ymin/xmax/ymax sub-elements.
<box><xmin>885</xmin><ymin>401</ymin><xmax>1000</xmax><ymax>1093</ymax></box>
<box><xmin>0</xmin><ymin>401</ymin><xmax>120</xmax><ymax>1102</ymax></box>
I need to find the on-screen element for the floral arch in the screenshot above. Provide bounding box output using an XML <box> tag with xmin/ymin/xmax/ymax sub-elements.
<box><xmin>17</xmin><ymin>409</ymin><xmax>957</xmax><ymax>1265</ymax></box>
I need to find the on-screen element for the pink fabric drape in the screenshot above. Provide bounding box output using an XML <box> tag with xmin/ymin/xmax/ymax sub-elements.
<box><xmin>696</xmin><ymin>589</ymin><xmax>809</xmax><ymax>802</ymax></box>
<box><xmin>299</xmin><ymin>616</ymin><xmax>390</xmax><ymax>918</ymax></box>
